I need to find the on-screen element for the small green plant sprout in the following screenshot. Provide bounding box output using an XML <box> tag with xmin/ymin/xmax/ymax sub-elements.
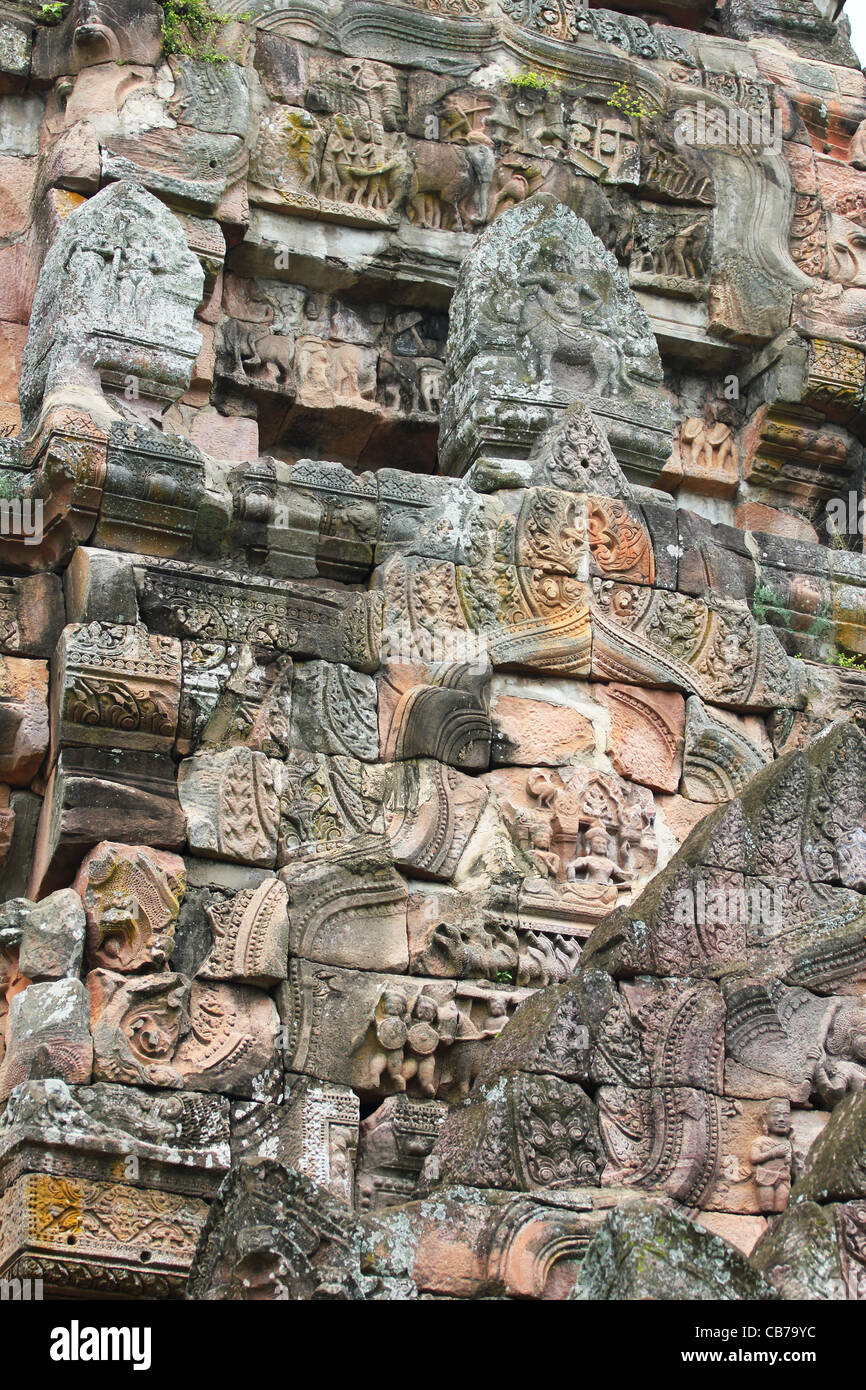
<box><xmin>39</xmin><ymin>3</ymin><xmax>68</xmax><ymax>23</ymax></box>
<box><xmin>750</xmin><ymin>579</ymin><xmax>779</xmax><ymax>627</ymax></box>
<box><xmin>495</xmin><ymin>970</ymin><xmax>515</xmax><ymax>985</ymax></box>
<box><xmin>607</xmin><ymin>81</ymin><xmax>660</xmax><ymax>122</ymax></box>
<box><xmin>830</xmin><ymin>650</ymin><xmax>866</xmax><ymax>671</ymax></box>
<box><xmin>158</xmin><ymin>0</ymin><xmax>248</xmax><ymax>63</ymax></box>
<box><xmin>508</xmin><ymin>67</ymin><xmax>558</xmax><ymax>94</ymax></box>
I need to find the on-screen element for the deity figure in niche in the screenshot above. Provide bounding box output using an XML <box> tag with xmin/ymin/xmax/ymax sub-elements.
<box><xmin>566</xmin><ymin>821</ymin><xmax>632</xmax><ymax>889</ymax></box>
<box><xmin>749</xmin><ymin>1099</ymin><xmax>793</xmax><ymax>1214</ymax></box>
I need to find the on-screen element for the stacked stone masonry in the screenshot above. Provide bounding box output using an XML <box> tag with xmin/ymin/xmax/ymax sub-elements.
<box><xmin>0</xmin><ymin>0</ymin><xmax>865</xmax><ymax>1300</ymax></box>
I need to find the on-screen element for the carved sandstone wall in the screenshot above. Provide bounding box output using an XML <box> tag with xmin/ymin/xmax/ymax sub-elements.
<box><xmin>0</xmin><ymin>0</ymin><xmax>865</xmax><ymax>1299</ymax></box>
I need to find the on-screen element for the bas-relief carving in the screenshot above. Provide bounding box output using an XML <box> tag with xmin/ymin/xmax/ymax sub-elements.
<box><xmin>55</xmin><ymin>622</ymin><xmax>181</xmax><ymax>757</ymax></box>
<box><xmin>87</xmin><ymin>967</ymin><xmax>279</xmax><ymax>1095</ymax></box>
<box><xmin>3</xmin><ymin>0</ymin><xmax>866</xmax><ymax>1302</ymax></box>
<box><xmin>349</xmin><ymin>980</ymin><xmax>519</xmax><ymax>1100</ymax></box>
<box><xmin>280</xmin><ymin>959</ymin><xmax>530</xmax><ymax>1103</ymax></box>
<box><xmin>494</xmin><ymin>765</ymin><xmax>657</xmax><ymax>909</ymax></box>
<box><xmin>355</xmin><ymin>1094</ymin><xmax>446</xmax><ymax>1210</ymax></box>
<box><xmin>19</xmin><ymin>181</ymin><xmax>203</xmax><ymax>428</ymax></box>
<box><xmin>74</xmin><ymin>841</ymin><xmax>185</xmax><ymax>974</ymax></box>
<box><xmin>251</xmin><ymin>102</ymin><xmax>412</xmax><ymax>226</ymax></box>
<box><xmin>408</xmin><ymin>886</ymin><xmax>585</xmax><ymax>988</ymax></box>
<box><xmin>199</xmin><ymin>878</ymin><xmax>290</xmax><ymax>986</ymax></box>
<box><xmin>439</xmin><ymin>195</ymin><xmax>672</xmax><ymax>484</ymax></box>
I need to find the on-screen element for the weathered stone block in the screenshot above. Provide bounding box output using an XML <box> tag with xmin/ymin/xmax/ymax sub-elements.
<box><xmin>0</xmin><ymin>1171</ymin><xmax>206</xmax><ymax>1299</ymax></box>
<box><xmin>0</xmin><ymin>1078</ymin><xmax>231</xmax><ymax>1190</ymax></box>
<box><xmin>277</xmin><ymin>751</ymin><xmax>384</xmax><ymax>866</ymax></box>
<box><xmin>2</xmin><ymin>889</ymin><xmax>86</xmax><ymax>981</ymax></box>
<box><xmin>355</xmin><ymin>1095</ymin><xmax>446</xmax><ymax>1212</ymax></box>
<box><xmin>232</xmin><ymin>1080</ymin><xmax>359</xmax><ymax>1207</ymax></box>
<box><xmin>187</xmin><ymin>1160</ymin><xmax>368</xmax><ymax>1301</ymax></box>
<box><xmin>178</xmin><ymin>748</ymin><xmax>284</xmax><ymax>868</ymax></box>
<box><xmin>378</xmin><ymin>662</ymin><xmax>492</xmax><ymax>769</ymax></box>
<box><xmin>383</xmin><ymin>758</ymin><xmax>487</xmax><ymax>880</ymax></box>
<box><xmin>490</xmin><ymin>684</ymin><xmax>596</xmax><ymax>767</ymax></box>
<box><xmin>197</xmin><ymin>876</ymin><xmax>290</xmax><ymax>986</ymax></box>
<box><xmin>439</xmin><ymin>195</ymin><xmax>672</xmax><ymax>483</ymax></box>
<box><xmin>573</xmin><ymin>1201</ymin><xmax>777</xmax><ymax>1300</ymax></box>
<box><xmin>19</xmin><ymin>180</ymin><xmax>203</xmax><ymax>427</ymax></box>
<box><xmin>74</xmin><ymin>841</ymin><xmax>185</xmax><ymax>974</ymax></box>
<box><xmin>290</xmin><ymin>660</ymin><xmax>378</xmax><ymax>762</ymax></box>
<box><xmin>278</xmin><ymin>959</ymin><xmax>529</xmax><ymax>1103</ymax></box>
<box><xmin>0</xmin><ymin>979</ymin><xmax>93</xmax><ymax>1101</ymax></box>
<box><xmin>0</xmin><ymin>656</ymin><xmax>48</xmax><ymax>786</ymax></box>
<box><xmin>135</xmin><ymin>559</ymin><xmax>382</xmax><ymax>673</ymax></box>
<box><xmin>63</xmin><ymin>548</ymin><xmax>138</xmax><ymax>626</ymax></box>
<box><xmin>88</xmin><ymin>968</ymin><xmax>278</xmax><ymax>1096</ymax></box>
<box><xmin>429</xmin><ymin>1069</ymin><xmax>605</xmax><ymax>1192</ymax></box>
<box><xmin>0</xmin><ymin>574</ymin><xmax>65</xmax><ymax>659</ymax></box>
<box><xmin>279</xmin><ymin>841</ymin><xmax>408</xmax><ymax>972</ymax></box>
<box><xmin>681</xmin><ymin>696</ymin><xmax>772</xmax><ymax>803</ymax></box>
<box><xmin>28</xmin><ymin>748</ymin><xmax>185</xmax><ymax>899</ymax></box>
<box><xmin>52</xmin><ymin>621</ymin><xmax>181</xmax><ymax>757</ymax></box>
<box><xmin>593</xmin><ymin>682</ymin><xmax>685</xmax><ymax>793</ymax></box>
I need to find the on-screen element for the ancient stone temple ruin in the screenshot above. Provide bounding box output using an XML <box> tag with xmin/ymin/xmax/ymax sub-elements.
<box><xmin>1</xmin><ymin>0</ymin><xmax>866</xmax><ymax>1302</ymax></box>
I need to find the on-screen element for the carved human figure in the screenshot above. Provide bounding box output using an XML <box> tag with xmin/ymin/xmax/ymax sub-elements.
<box><xmin>617</xmin><ymin>799</ymin><xmax>655</xmax><ymax>876</ymax></box>
<box><xmin>749</xmin><ymin>1100</ymin><xmax>793</xmax><ymax>1214</ymax></box>
<box><xmin>482</xmin><ymin>993</ymin><xmax>509</xmax><ymax>1037</ymax></box>
<box><xmin>328</xmin><ymin>1124</ymin><xmax>357</xmax><ymax>1202</ymax></box>
<box><xmin>438</xmin><ymin>998</ymin><xmax>483</xmax><ymax>1099</ymax></box>
<box><xmin>0</xmin><ymin>940</ymin><xmax>29</xmax><ymax>1062</ymax></box>
<box><xmin>359</xmin><ymin>990</ymin><xmax>410</xmax><ymax>1092</ymax></box>
<box><xmin>812</xmin><ymin>1007</ymin><xmax>866</xmax><ymax>1108</ymax></box>
<box><xmin>296</xmin><ymin>339</ymin><xmax>333</xmax><ymax>404</ymax></box>
<box><xmin>566</xmin><ymin>822</ymin><xmax>631</xmax><ymax>887</ymax></box>
<box><xmin>417</xmin><ymin>362</ymin><xmax>443</xmax><ymax>414</ymax></box>
<box><xmin>517</xmin><ymin>250</ymin><xmax>578</xmax><ymax>380</ymax></box>
<box><xmin>679</xmin><ymin>418</ymin><xmax>737</xmax><ymax>475</ymax></box>
<box><xmin>662</xmin><ymin>219</ymin><xmax>708</xmax><ymax>280</ymax></box>
<box><xmin>284</xmin><ymin>113</ymin><xmax>321</xmax><ymax>192</ymax></box>
<box><xmin>63</xmin><ymin>235</ymin><xmax>113</xmax><ymax>302</ymax></box>
<box><xmin>331</xmin><ymin>345</ymin><xmax>361</xmax><ymax>400</ymax></box>
<box><xmin>517</xmin><ymin>246</ymin><xmax>626</xmax><ymax>395</ymax></box>
<box><xmin>110</xmin><ymin>228</ymin><xmax>165</xmax><ymax>326</ymax></box>
<box><xmin>404</xmin><ymin>993</ymin><xmax>441</xmax><ymax>1098</ymax></box>
<box><xmin>528</xmin><ymin>823</ymin><xmax>561</xmax><ymax>879</ymax></box>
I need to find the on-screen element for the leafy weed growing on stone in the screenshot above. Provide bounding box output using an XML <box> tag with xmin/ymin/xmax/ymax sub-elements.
<box><xmin>158</xmin><ymin>0</ymin><xmax>250</xmax><ymax>63</ymax></box>
<box><xmin>508</xmin><ymin>67</ymin><xmax>558</xmax><ymax>94</ymax></box>
<box><xmin>831</xmin><ymin>650</ymin><xmax>866</xmax><ymax>671</ymax></box>
<box><xmin>607</xmin><ymin>80</ymin><xmax>660</xmax><ymax>122</ymax></box>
